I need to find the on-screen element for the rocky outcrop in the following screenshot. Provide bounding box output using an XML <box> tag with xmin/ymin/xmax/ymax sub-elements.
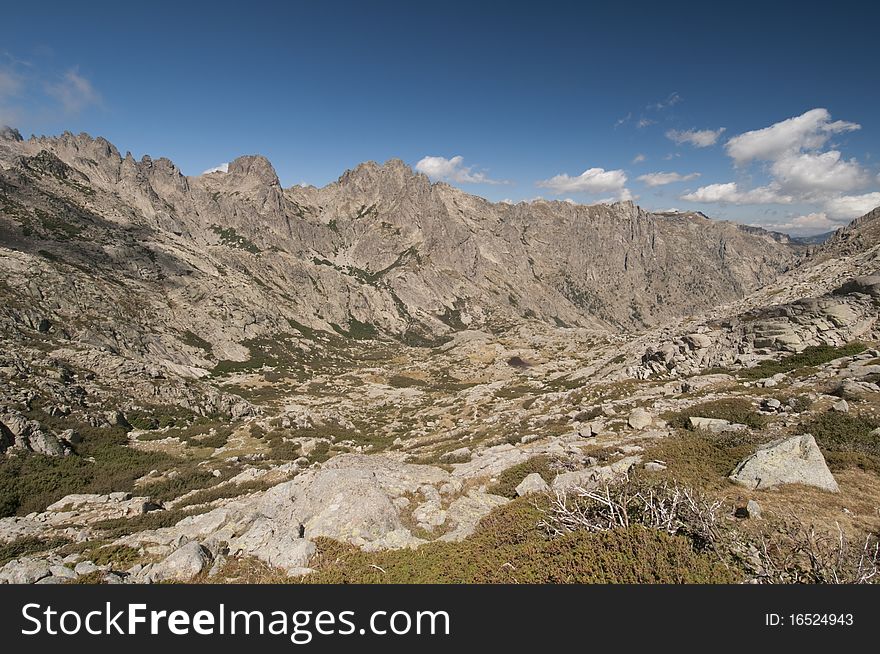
<box><xmin>0</xmin><ymin>410</ymin><xmax>69</xmax><ymax>456</ymax></box>
<box><xmin>116</xmin><ymin>454</ymin><xmax>509</xmax><ymax>576</ymax></box>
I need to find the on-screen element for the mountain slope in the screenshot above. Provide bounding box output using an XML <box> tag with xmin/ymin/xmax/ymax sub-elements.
<box><xmin>0</xmin><ymin>129</ymin><xmax>801</xmax><ymax>377</ymax></box>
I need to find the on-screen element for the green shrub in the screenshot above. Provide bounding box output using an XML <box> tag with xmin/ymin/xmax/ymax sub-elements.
<box><xmin>0</xmin><ymin>424</ymin><xmax>177</xmax><ymax>517</ymax></box>
<box><xmin>0</xmin><ymin>536</ymin><xmax>70</xmax><ymax>565</ymax></box>
<box><xmin>666</xmin><ymin>398</ymin><xmax>767</xmax><ymax>430</ymax></box>
<box><xmin>91</xmin><ymin>544</ymin><xmax>141</xmax><ymax>567</ymax></box>
<box><xmin>803</xmin><ymin>411</ymin><xmax>880</xmax><ymax>474</ymax></box>
<box><xmin>489</xmin><ymin>456</ymin><xmax>559</xmax><ymax>498</ymax></box>
<box><xmin>297</xmin><ymin>499</ymin><xmax>737</xmax><ymax>584</ymax></box>
<box><xmin>739</xmin><ymin>342</ymin><xmax>867</xmax><ymax>379</ymax></box>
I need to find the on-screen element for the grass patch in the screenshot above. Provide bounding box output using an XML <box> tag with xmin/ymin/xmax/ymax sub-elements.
<box><xmin>174</xmin><ymin>478</ymin><xmax>281</xmax><ymax>510</ymax></box>
<box><xmin>210</xmin><ymin>224</ymin><xmax>261</xmax><ymax>253</ymax></box>
<box><xmin>91</xmin><ymin>544</ymin><xmax>142</xmax><ymax>567</ymax></box>
<box><xmin>93</xmin><ymin>508</ymin><xmax>193</xmax><ymax>539</ymax></box>
<box><xmin>0</xmin><ymin>536</ymin><xmax>70</xmax><ymax>566</ymax></box>
<box><xmin>488</xmin><ymin>456</ymin><xmax>559</xmax><ymax>498</ymax></box>
<box><xmin>738</xmin><ymin>342</ymin><xmax>867</xmax><ymax>380</ymax></box>
<box><xmin>803</xmin><ymin>411</ymin><xmax>880</xmax><ymax>474</ymax></box>
<box><xmin>0</xmin><ymin>423</ymin><xmax>178</xmax><ymax>518</ymax></box>
<box><xmin>179</xmin><ymin>330</ymin><xmax>213</xmax><ymax>354</ymax></box>
<box><xmin>296</xmin><ymin>498</ymin><xmax>736</xmax><ymax>584</ymax></box>
<box><xmin>642</xmin><ymin>429</ymin><xmax>771</xmax><ymax>490</ymax></box>
<box><xmin>387</xmin><ymin>375</ymin><xmax>427</xmax><ymax>389</ymax></box>
<box><xmin>665</xmin><ymin>398</ymin><xmax>767</xmax><ymax>430</ymax></box>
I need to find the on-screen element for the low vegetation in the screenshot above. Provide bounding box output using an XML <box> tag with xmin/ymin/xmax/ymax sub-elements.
<box><xmin>0</xmin><ymin>536</ymin><xmax>70</xmax><ymax>566</ymax></box>
<box><xmin>489</xmin><ymin>456</ymin><xmax>560</xmax><ymax>498</ymax></box>
<box><xmin>212</xmin><ymin>498</ymin><xmax>736</xmax><ymax>584</ymax></box>
<box><xmin>804</xmin><ymin>410</ymin><xmax>880</xmax><ymax>474</ymax></box>
<box><xmin>665</xmin><ymin>397</ymin><xmax>767</xmax><ymax>430</ymax></box>
<box><xmin>738</xmin><ymin>342</ymin><xmax>867</xmax><ymax>380</ymax></box>
<box><xmin>0</xmin><ymin>424</ymin><xmax>177</xmax><ymax>517</ymax></box>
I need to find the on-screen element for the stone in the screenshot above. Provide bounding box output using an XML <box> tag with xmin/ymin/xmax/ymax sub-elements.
<box><xmin>832</xmin><ymin>399</ymin><xmax>849</xmax><ymax>413</ymax></box>
<box><xmin>761</xmin><ymin>398</ymin><xmax>782</xmax><ymax>412</ymax></box>
<box><xmin>627</xmin><ymin>407</ymin><xmax>653</xmax><ymax>430</ymax></box>
<box><xmin>48</xmin><ymin>565</ymin><xmax>77</xmax><ymax>579</ymax></box>
<box><xmin>688</xmin><ymin>417</ymin><xmax>747</xmax><ymax>433</ymax></box>
<box><xmin>684</xmin><ymin>333</ymin><xmax>712</xmax><ymax>349</ymax></box>
<box><xmin>729</xmin><ymin>434</ymin><xmax>839</xmax><ymax>492</ymax></box>
<box><xmin>746</xmin><ymin>499</ymin><xmax>762</xmax><ymax>519</ymax></box>
<box><xmin>515</xmin><ymin>473</ymin><xmax>549</xmax><ymax>496</ymax></box>
<box><xmin>552</xmin><ymin>456</ymin><xmax>641</xmax><ymax>493</ymax></box>
<box><xmin>0</xmin><ymin>558</ymin><xmax>52</xmax><ymax>584</ymax></box>
<box><xmin>74</xmin><ymin>561</ymin><xmax>99</xmax><ymax>575</ymax></box>
<box><xmin>644</xmin><ymin>461</ymin><xmax>667</xmax><ymax>472</ymax></box>
<box><xmin>144</xmin><ymin>542</ymin><xmax>212</xmax><ymax>583</ymax></box>
<box><xmin>439</xmin><ymin>447</ymin><xmax>471</xmax><ymax>463</ymax></box>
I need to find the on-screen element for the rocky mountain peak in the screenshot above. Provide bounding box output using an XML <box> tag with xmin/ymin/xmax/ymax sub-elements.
<box><xmin>226</xmin><ymin>154</ymin><xmax>280</xmax><ymax>187</ymax></box>
<box><xmin>0</xmin><ymin>126</ymin><xmax>22</xmax><ymax>142</ymax></box>
<box><xmin>338</xmin><ymin>158</ymin><xmax>424</xmax><ymax>190</ymax></box>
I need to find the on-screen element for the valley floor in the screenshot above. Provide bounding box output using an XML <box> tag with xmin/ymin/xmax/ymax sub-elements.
<box><xmin>2</xmin><ymin>320</ymin><xmax>879</xmax><ymax>584</ymax></box>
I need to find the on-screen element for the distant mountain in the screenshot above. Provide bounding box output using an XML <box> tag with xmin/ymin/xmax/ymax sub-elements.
<box><xmin>0</xmin><ymin>129</ymin><xmax>804</xmax><ymax>372</ymax></box>
<box><xmin>790</xmin><ymin>231</ymin><xmax>835</xmax><ymax>245</ymax></box>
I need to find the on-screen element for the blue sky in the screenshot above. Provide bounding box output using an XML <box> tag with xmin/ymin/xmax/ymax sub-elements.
<box><xmin>2</xmin><ymin>0</ymin><xmax>879</xmax><ymax>235</ymax></box>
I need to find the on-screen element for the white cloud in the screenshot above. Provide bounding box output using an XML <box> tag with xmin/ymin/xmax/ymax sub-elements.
<box><xmin>666</xmin><ymin>127</ymin><xmax>726</xmax><ymax>148</ymax></box>
<box><xmin>822</xmin><ymin>192</ymin><xmax>880</xmax><ymax>220</ymax></box>
<box><xmin>415</xmin><ymin>155</ymin><xmax>505</xmax><ymax>184</ymax></box>
<box><xmin>0</xmin><ymin>67</ymin><xmax>23</xmax><ymax>126</ymax></box>
<box><xmin>637</xmin><ymin>171</ymin><xmax>701</xmax><ymax>187</ymax></box>
<box><xmin>680</xmin><ymin>182</ymin><xmax>793</xmax><ymax>205</ymax></box>
<box><xmin>614</xmin><ymin>113</ymin><xmax>631</xmax><ymax>128</ymax></box>
<box><xmin>725</xmin><ymin>108</ymin><xmax>860</xmax><ymax>165</ymax></box>
<box><xmin>0</xmin><ymin>69</ymin><xmax>21</xmax><ymax>98</ymax></box>
<box><xmin>46</xmin><ymin>69</ymin><xmax>100</xmax><ymax>114</ymax></box>
<box><xmin>632</xmin><ymin>153</ymin><xmax>646</xmax><ymax>164</ymax></box>
<box><xmin>536</xmin><ymin>167</ymin><xmax>629</xmax><ymax>195</ymax></box>
<box><xmin>763</xmin><ymin>212</ymin><xmax>847</xmax><ymax>235</ymax></box>
<box><xmin>679</xmin><ymin>109</ymin><xmax>876</xmax><ymax>218</ymax></box>
<box><xmin>202</xmin><ymin>162</ymin><xmax>229</xmax><ymax>175</ymax></box>
<box><xmin>769</xmin><ymin>150</ymin><xmax>870</xmax><ymax>193</ymax></box>
<box><xmin>637</xmin><ymin>118</ymin><xmax>655</xmax><ymax>129</ymax></box>
<box><xmin>650</xmin><ymin>92</ymin><xmax>682</xmax><ymax>110</ymax></box>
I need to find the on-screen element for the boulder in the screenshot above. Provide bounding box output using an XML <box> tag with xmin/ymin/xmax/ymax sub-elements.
<box><xmin>439</xmin><ymin>447</ymin><xmax>471</xmax><ymax>463</ymax></box>
<box><xmin>144</xmin><ymin>542</ymin><xmax>212</xmax><ymax>583</ymax></box>
<box><xmin>74</xmin><ymin>561</ymin><xmax>99</xmax><ymax>575</ymax></box>
<box><xmin>684</xmin><ymin>333</ymin><xmax>712</xmax><ymax>349</ymax></box>
<box><xmin>689</xmin><ymin>417</ymin><xmax>747</xmax><ymax>433</ymax></box>
<box><xmin>0</xmin><ymin>558</ymin><xmax>51</xmax><ymax>584</ymax></box>
<box><xmin>515</xmin><ymin>473</ymin><xmax>549</xmax><ymax>496</ymax></box>
<box><xmin>729</xmin><ymin>434</ymin><xmax>839</xmax><ymax>492</ymax></box>
<box><xmin>552</xmin><ymin>456</ymin><xmax>641</xmax><ymax>493</ymax></box>
<box><xmin>627</xmin><ymin>407</ymin><xmax>653</xmax><ymax>431</ymax></box>
<box><xmin>48</xmin><ymin>565</ymin><xmax>77</xmax><ymax>579</ymax></box>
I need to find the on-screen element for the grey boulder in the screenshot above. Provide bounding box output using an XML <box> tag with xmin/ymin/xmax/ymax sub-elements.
<box><xmin>729</xmin><ymin>434</ymin><xmax>838</xmax><ymax>492</ymax></box>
